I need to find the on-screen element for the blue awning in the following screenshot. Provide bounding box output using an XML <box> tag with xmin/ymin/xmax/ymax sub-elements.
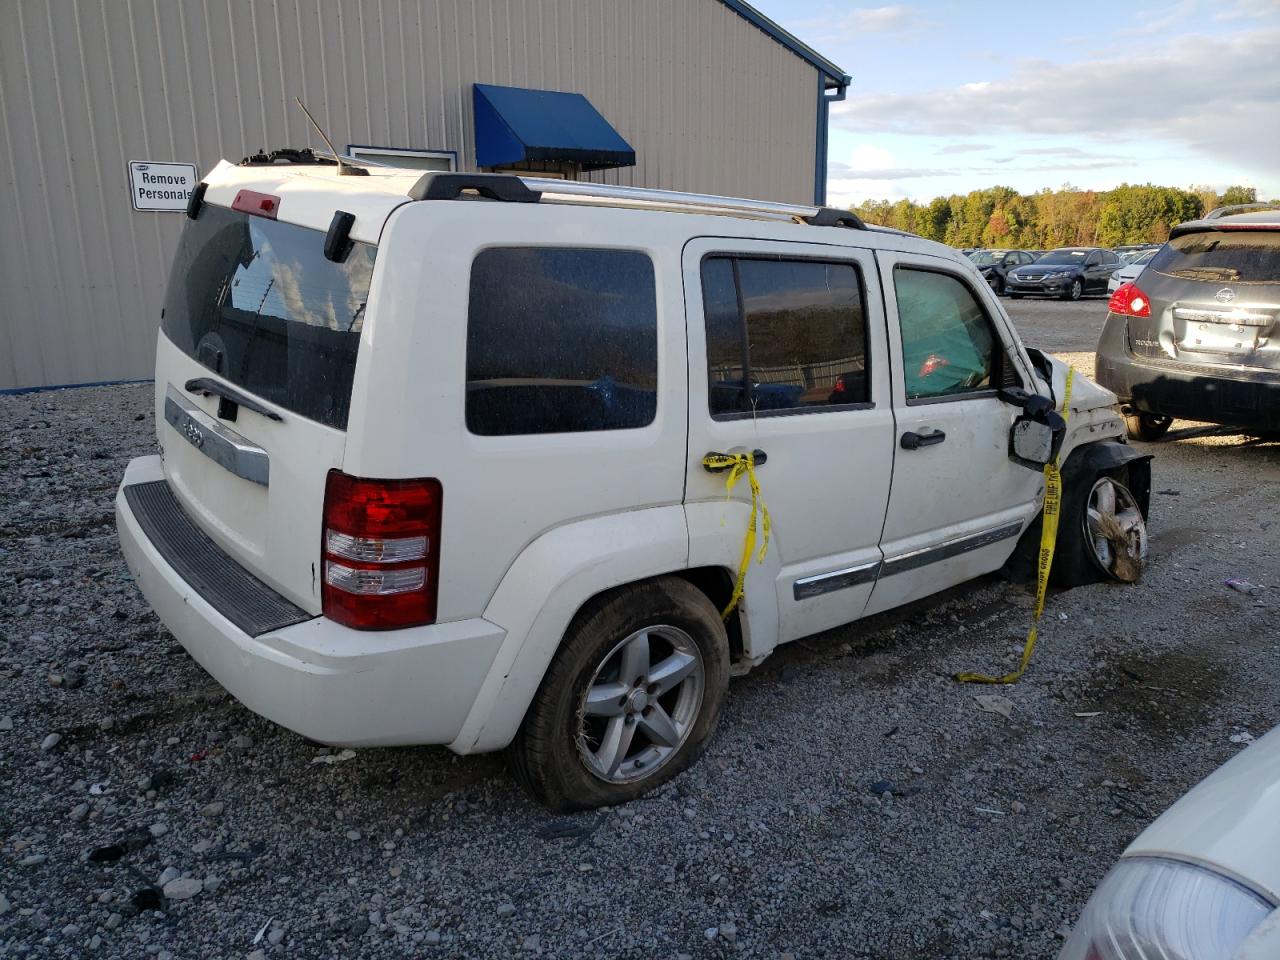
<box><xmin>472</xmin><ymin>83</ymin><xmax>635</xmax><ymax>172</ymax></box>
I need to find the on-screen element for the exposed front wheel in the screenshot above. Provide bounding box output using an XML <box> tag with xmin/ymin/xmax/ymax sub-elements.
<box><xmin>1124</xmin><ymin>412</ymin><xmax>1173</xmax><ymax>441</ymax></box>
<box><xmin>509</xmin><ymin>577</ymin><xmax>730</xmax><ymax>811</ymax></box>
<box><xmin>1053</xmin><ymin>472</ymin><xmax>1148</xmax><ymax>586</ymax></box>
<box><xmin>1064</xmin><ymin>278</ymin><xmax>1083</xmax><ymax>301</ymax></box>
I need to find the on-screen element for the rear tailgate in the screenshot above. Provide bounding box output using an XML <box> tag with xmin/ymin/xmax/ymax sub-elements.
<box><xmin>151</xmin><ymin>162</ymin><xmax>406</xmax><ymax>613</ymax></box>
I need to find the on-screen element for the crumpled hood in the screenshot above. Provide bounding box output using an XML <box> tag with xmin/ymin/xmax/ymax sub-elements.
<box><xmin>1035</xmin><ymin>352</ymin><xmax>1119</xmax><ymax>415</ymax></box>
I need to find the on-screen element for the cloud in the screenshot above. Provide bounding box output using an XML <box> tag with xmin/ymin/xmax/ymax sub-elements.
<box><xmin>936</xmin><ymin>143</ymin><xmax>991</xmax><ymax>155</ymax></box>
<box><xmin>1212</xmin><ymin>0</ymin><xmax>1279</xmax><ymax>21</ymax></box>
<box><xmin>787</xmin><ymin>5</ymin><xmax>927</xmax><ymax>44</ymax></box>
<box><xmin>832</xmin><ymin>28</ymin><xmax>1280</xmax><ymax>176</ymax></box>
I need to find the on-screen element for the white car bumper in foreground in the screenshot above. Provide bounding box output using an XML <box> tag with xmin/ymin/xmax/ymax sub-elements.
<box><xmin>115</xmin><ymin>455</ymin><xmax>506</xmax><ymax>748</ymax></box>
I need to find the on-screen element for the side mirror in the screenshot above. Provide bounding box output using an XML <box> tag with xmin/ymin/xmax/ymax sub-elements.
<box><xmin>1009</xmin><ymin>409</ymin><xmax>1066</xmax><ymax>469</ymax></box>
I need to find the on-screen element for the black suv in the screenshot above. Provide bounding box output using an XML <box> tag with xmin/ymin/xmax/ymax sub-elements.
<box><xmin>1006</xmin><ymin>247</ymin><xmax>1123</xmax><ymax>300</ymax></box>
<box><xmin>967</xmin><ymin>249</ymin><xmax>1038</xmax><ymax>296</ymax></box>
<box><xmin>1095</xmin><ymin>208</ymin><xmax>1280</xmax><ymax>439</ymax></box>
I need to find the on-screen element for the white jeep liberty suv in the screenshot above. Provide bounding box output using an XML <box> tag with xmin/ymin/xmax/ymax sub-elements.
<box><xmin>115</xmin><ymin>155</ymin><xmax>1151</xmax><ymax>810</ymax></box>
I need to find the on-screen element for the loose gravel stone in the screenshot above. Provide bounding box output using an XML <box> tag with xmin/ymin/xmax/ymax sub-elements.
<box><xmin>162</xmin><ymin>878</ymin><xmax>202</xmax><ymax>899</ymax></box>
<box><xmin>1</xmin><ymin>334</ymin><xmax>1278</xmax><ymax>960</ymax></box>
<box><xmin>39</xmin><ymin>732</ymin><xmax>62</xmax><ymax>751</ymax></box>
<box><xmin>199</xmin><ymin>801</ymin><xmax>224</xmax><ymax>818</ymax></box>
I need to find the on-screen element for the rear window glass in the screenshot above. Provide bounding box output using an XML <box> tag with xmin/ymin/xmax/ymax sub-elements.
<box><xmin>161</xmin><ymin>204</ymin><xmax>373</xmax><ymax>428</ymax></box>
<box><xmin>702</xmin><ymin>256</ymin><xmax>869</xmax><ymax>417</ymax></box>
<box><xmin>1150</xmin><ymin>231</ymin><xmax>1280</xmax><ymax>283</ymax></box>
<box><xmin>466</xmin><ymin>248</ymin><xmax>658</xmax><ymax>436</ymax></box>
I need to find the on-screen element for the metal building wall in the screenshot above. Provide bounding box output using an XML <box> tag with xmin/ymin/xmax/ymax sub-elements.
<box><xmin>0</xmin><ymin>0</ymin><xmax>820</xmax><ymax>390</ymax></box>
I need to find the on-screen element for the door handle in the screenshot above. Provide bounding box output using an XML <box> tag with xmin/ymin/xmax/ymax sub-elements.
<box><xmin>703</xmin><ymin>449</ymin><xmax>767</xmax><ymax>471</ymax></box>
<box><xmin>900</xmin><ymin>430</ymin><xmax>946</xmax><ymax>450</ymax></box>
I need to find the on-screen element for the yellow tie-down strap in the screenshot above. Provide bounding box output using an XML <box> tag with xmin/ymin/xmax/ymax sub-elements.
<box><xmin>702</xmin><ymin>452</ymin><xmax>771</xmax><ymax>620</ymax></box>
<box><xmin>956</xmin><ymin>367</ymin><xmax>1074</xmax><ymax>685</ymax></box>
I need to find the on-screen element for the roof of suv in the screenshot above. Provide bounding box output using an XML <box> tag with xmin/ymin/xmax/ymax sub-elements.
<box><xmin>1171</xmin><ymin>210</ymin><xmax>1280</xmax><ymax>238</ymax></box>
<box><xmin>200</xmin><ymin>158</ymin><xmax>947</xmax><ymax>254</ymax></box>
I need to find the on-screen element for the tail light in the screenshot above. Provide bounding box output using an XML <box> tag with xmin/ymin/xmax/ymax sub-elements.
<box><xmin>1108</xmin><ymin>282</ymin><xmax>1151</xmax><ymax>318</ymax></box>
<box><xmin>831</xmin><ymin>375</ymin><xmax>847</xmax><ymax>395</ymax></box>
<box><xmin>321</xmin><ymin>471</ymin><xmax>442</xmax><ymax>630</ymax></box>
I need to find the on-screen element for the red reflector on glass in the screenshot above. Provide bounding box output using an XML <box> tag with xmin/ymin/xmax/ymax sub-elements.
<box><xmin>321</xmin><ymin>471</ymin><xmax>442</xmax><ymax>630</ymax></box>
<box><xmin>231</xmin><ymin>189</ymin><xmax>280</xmax><ymax>220</ymax></box>
<box><xmin>1108</xmin><ymin>281</ymin><xmax>1151</xmax><ymax>318</ymax></box>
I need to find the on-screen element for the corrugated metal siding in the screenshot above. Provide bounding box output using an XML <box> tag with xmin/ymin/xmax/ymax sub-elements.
<box><xmin>0</xmin><ymin>0</ymin><xmax>819</xmax><ymax>389</ymax></box>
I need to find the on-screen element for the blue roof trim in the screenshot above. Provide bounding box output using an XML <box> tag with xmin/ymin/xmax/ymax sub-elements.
<box><xmin>473</xmin><ymin>84</ymin><xmax>636</xmax><ymax>172</ymax></box>
<box><xmin>717</xmin><ymin>0</ymin><xmax>850</xmax><ymax>88</ymax></box>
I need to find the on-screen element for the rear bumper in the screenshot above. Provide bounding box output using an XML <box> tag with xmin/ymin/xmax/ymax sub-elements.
<box><xmin>115</xmin><ymin>456</ymin><xmax>506</xmax><ymax>748</ymax></box>
<box><xmin>1095</xmin><ymin>314</ymin><xmax>1280</xmax><ymax>431</ymax></box>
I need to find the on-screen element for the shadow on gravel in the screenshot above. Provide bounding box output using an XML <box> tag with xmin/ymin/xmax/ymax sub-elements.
<box><xmin>1074</xmin><ymin>648</ymin><xmax>1231</xmax><ymax>739</ymax></box>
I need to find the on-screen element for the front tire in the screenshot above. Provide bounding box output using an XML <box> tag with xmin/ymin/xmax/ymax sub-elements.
<box><xmin>1124</xmin><ymin>412</ymin><xmax>1172</xmax><ymax>441</ymax></box>
<box><xmin>1052</xmin><ymin>470</ymin><xmax>1148</xmax><ymax>587</ymax></box>
<box><xmin>509</xmin><ymin>577</ymin><xmax>730</xmax><ymax>811</ymax></box>
<box><xmin>1064</xmin><ymin>278</ymin><xmax>1083</xmax><ymax>301</ymax></box>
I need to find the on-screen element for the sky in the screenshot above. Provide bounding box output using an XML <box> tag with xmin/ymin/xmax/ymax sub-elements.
<box><xmin>753</xmin><ymin>0</ymin><xmax>1280</xmax><ymax>207</ymax></box>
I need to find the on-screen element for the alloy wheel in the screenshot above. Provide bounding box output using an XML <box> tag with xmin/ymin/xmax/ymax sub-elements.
<box><xmin>576</xmin><ymin>625</ymin><xmax>705</xmax><ymax>784</ymax></box>
<box><xmin>1083</xmin><ymin>477</ymin><xmax>1147</xmax><ymax>581</ymax></box>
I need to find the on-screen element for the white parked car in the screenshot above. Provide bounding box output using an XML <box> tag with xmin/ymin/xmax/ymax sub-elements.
<box><xmin>1107</xmin><ymin>247</ymin><xmax>1159</xmax><ymax>293</ymax></box>
<box><xmin>115</xmin><ymin>155</ymin><xmax>1152</xmax><ymax>810</ymax></box>
<box><xmin>1060</xmin><ymin>726</ymin><xmax>1280</xmax><ymax>959</ymax></box>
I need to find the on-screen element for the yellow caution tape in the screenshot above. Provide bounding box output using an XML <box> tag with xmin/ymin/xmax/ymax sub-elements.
<box><xmin>956</xmin><ymin>367</ymin><xmax>1074</xmax><ymax>684</ymax></box>
<box><xmin>702</xmin><ymin>451</ymin><xmax>771</xmax><ymax>620</ymax></box>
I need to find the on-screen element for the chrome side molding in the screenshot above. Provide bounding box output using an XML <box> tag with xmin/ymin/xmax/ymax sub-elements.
<box><xmin>793</xmin><ymin>560</ymin><xmax>881</xmax><ymax>600</ymax></box>
<box><xmin>163</xmin><ymin>384</ymin><xmax>270</xmax><ymax>486</ymax></box>
<box><xmin>881</xmin><ymin>521</ymin><xmax>1023</xmax><ymax>577</ymax></box>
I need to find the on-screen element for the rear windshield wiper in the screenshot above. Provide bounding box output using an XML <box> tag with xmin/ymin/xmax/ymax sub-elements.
<box><xmin>184</xmin><ymin>377</ymin><xmax>283</xmax><ymax>422</ymax></box>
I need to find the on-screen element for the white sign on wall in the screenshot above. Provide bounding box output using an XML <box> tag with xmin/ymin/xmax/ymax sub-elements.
<box><xmin>128</xmin><ymin>160</ymin><xmax>198</xmax><ymax>212</ymax></box>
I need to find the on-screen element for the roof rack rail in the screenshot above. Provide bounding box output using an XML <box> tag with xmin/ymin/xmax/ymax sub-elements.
<box><xmin>406</xmin><ymin>172</ymin><xmax>867</xmax><ymax>228</ymax></box>
<box><xmin>518</xmin><ymin>177</ymin><xmax>866</xmax><ymax>228</ymax></box>
<box><xmin>408</xmin><ymin>172</ymin><xmax>541</xmax><ymax>203</ymax></box>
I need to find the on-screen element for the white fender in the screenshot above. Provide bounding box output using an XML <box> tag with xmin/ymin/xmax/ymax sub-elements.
<box><xmin>450</xmin><ymin>505</ymin><xmax>690</xmax><ymax>754</ymax></box>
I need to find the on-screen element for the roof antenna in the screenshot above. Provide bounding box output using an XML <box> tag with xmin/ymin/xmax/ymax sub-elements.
<box><xmin>295</xmin><ymin>97</ymin><xmax>368</xmax><ymax>176</ymax></box>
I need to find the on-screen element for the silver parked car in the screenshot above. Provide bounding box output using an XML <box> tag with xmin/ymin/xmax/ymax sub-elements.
<box><xmin>1095</xmin><ymin>206</ymin><xmax>1280</xmax><ymax>440</ymax></box>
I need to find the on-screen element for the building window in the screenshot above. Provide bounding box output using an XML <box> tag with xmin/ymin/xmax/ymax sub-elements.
<box><xmin>702</xmin><ymin>256</ymin><xmax>870</xmax><ymax>418</ymax></box>
<box><xmin>465</xmin><ymin>247</ymin><xmax>658</xmax><ymax>436</ymax></box>
<box><xmin>346</xmin><ymin>146</ymin><xmax>455</xmax><ymax>172</ymax></box>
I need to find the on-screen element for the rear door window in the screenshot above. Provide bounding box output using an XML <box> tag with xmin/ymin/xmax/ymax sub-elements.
<box><xmin>701</xmin><ymin>256</ymin><xmax>870</xmax><ymax>418</ymax></box>
<box><xmin>161</xmin><ymin>204</ymin><xmax>374</xmax><ymax>429</ymax></box>
<box><xmin>1150</xmin><ymin>231</ymin><xmax>1280</xmax><ymax>283</ymax></box>
<box><xmin>466</xmin><ymin>247</ymin><xmax>658</xmax><ymax>436</ymax></box>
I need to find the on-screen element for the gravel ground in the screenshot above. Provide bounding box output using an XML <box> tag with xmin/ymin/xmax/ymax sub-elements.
<box><xmin>3</xmin><ymin>301</ymin><xmax>1279</xmax><ymax>959</ymax></box>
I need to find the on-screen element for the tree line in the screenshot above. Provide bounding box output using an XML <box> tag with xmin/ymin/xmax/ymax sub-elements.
<box><xmin>849</xmin><ymin>184</ymin><xmax>1262</xmax><ymax>249</ymax></box>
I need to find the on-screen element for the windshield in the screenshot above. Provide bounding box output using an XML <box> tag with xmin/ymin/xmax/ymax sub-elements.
<box><xmin>160</xmin><ymin>205</ymin><xmax>375</xmax><ymax>428</ymax></box>
<box><xmin>1129</xmin><ymin>249</ymin><xmax>1158</xmax><ymax>267</ymax></box>
<box><xmin>1149</xmin><ymin>230</ymin><xmax>1280</xmax><ymax>283</ymax></box>
<box><xmin>1036</xmin><ymin>249</ymin><xmax>1088</xmax><ymax>265</ymax></box>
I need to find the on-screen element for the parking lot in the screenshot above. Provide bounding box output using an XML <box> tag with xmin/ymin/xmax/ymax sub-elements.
<box><xmin>2</xmin><ymin>297</ymin><xmax>1278</xmax><ymax>960</ymax></box>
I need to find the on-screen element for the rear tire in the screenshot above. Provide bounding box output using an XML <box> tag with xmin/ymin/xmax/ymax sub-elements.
<box><xmin>509</xmin><ymin>577</ymin><xmax>730</xmax><ymax>812</ymax></box>
<box><xmin>1124</xmin><ymin>412</ymin><xmax>1172</xmax><ymax>441</ymax></box>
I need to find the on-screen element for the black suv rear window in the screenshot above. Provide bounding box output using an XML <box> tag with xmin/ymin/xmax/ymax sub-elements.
<box><xmin>466</xmin><ymin>247</ymin><xmax>658</xmax><ymax>436</ymax></box>
<box><xmin>1150</xmin><ymin>230</ymin><xmax>1280</xmax><ymax>283</ymax></box>
<box><xmin>161</xmin><ymin>204</ymin><xmax>374</xmax><ymax>428</ymax></box>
